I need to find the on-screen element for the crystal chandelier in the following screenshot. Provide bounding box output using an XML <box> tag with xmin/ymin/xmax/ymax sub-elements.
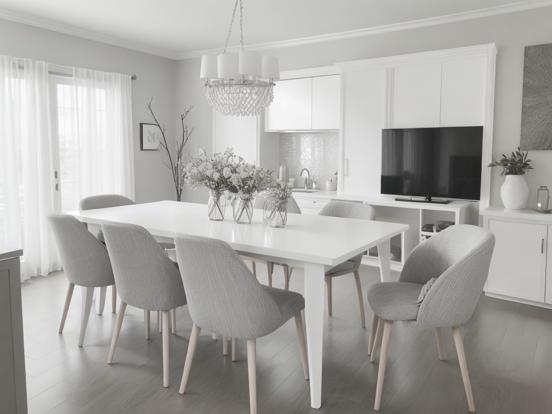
<box><xmin>199</xmin><ymin>0</ymin><xmax>280</xmax><ymax>117</ymax></box>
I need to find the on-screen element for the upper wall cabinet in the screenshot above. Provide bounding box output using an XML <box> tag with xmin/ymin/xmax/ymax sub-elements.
<box><xmin>311</xmin><ymin>75</ymin><xmax>341</xmax><ymax>130</ymax></box>
<box><xmin>440</xmin><ymin>56</ymin><xmax>487</xmax><ymax>126</ymax></box>
<box><xmin>391</xmin><ymin>63</ymin><xmax>442</xmax><ymax>128</ymax></box>
<box><xmin>265</xmin><ymin>75</ymin><xmax>340</xmax><ymax>131</ymax></box>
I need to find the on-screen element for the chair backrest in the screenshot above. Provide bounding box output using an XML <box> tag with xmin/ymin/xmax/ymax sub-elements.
<box><xmin>80</xmin><ymin>194</ymin><xmax>134</xmax><ymax>210</ymax></box>
<box><xmin>48</xmin><ymin>214</ymin><xmax>114</xmax><ymax>287</ymax></box>
<box><xmin>254</xmin><ymin>193</ymin><xmax>301</xmax><ymax>214</ymax></box>
<box><xmin>401</xmin><ymin>224</ymin><xmax>495</xmax><ymax>328</ymax></box>
<box><xmin>101</xmin><ymin>223</ymin><xmax>186</xmax><ymax>311</ymax></box>
<box><xmin>175</xmin><ymin>235</ymin><xmax>284</xmax><ymax>339</ymax></box>
<box><xmin>319</xmin><ymin>200</ymin><xmax>375</xmax><ymax>220</ymax></box>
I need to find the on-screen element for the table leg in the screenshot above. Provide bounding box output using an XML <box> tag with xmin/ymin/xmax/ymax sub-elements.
<box><xmin>304</xmin><ymin>263</ymin><xmax>325</xmax><ymax>409</ymax></box>
<box><xmin>377</xmin><ymin>239</ymin><xmax>392</xmax><ymax>282</ymax></box>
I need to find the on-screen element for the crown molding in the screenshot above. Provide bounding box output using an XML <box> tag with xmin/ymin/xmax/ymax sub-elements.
<box><xmin>177</xmin><ymin>0</ymin><xmax>552</xmax><ymax>60</ymax></box>
<box><xmin>0</xmin><ymin>7</ymin><xmax>180</xmax><ymax>59</ymax></box>
<box><xmin>1</xmin><ymin>1</ymin><xmax>551</xmax><ymax>61</ymax></box>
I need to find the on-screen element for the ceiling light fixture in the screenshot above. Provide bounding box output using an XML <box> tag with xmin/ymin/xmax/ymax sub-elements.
<box><xmin>199</xmin><ymin>0</ymin><xmax>279</xmax><ymax>117</ymax></box>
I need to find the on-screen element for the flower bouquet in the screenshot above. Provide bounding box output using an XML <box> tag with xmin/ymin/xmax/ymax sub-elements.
<box><xmin>185</xmin><ymin>148</ymin><xmax>243</xmax><ymax>220</ymax></box>
<box><xmin>228</xmin><ymin>163</ymin><xmax>274</xmax><ymax>224</ymax></box>
<box><xmin>263</xmin><ymin>182</ymin><xmax>293</xmax><ymax>228</ymax></box>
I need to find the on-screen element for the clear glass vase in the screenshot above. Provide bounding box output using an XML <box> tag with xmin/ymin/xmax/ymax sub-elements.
<box><xmin>207</xmin><ymin>190</ymin><xmax>226</xmax><ymax>221</ymax></box>
<box><xmin>263</xmin><ymin>199</ymin><xmax>288</xmax><ymax>228</ymax></box>
<box><xmin>233</xmin><ymin>195</ymin><xmax>254</xmax><ymax>224</ymax></box>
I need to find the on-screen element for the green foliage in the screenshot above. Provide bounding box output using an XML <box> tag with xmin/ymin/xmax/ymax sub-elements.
<box><xmin>488</xmin><ymin>147</ymin><xmax>533</xmax><ymax>175</ymax></box>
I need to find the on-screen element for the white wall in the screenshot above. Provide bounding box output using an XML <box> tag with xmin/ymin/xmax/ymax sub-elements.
<box><xmin>176</xmin><ymin>6</ymin><xmax>552</xmax><ymax>207</ymax></box>
<box><xmin>0</xmin><ymin>19</ymin><xmax>178</xmax><ymax>203</ymax></box>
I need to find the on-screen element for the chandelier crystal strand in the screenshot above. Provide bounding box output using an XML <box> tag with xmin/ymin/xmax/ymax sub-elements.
<box><xmin>199</xmin><ymin>0</ymin><xmax>279</xmax><ymax>117</ymax></box>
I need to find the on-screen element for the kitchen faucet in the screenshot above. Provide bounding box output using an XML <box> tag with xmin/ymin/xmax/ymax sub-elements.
<box><xmin>299</xmin><ymin>168</ymin><xmax>311</xmax><ymax>189</ymax></box>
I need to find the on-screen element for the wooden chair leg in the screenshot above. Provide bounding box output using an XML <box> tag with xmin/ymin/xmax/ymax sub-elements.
<box><xmin>326</xmin><ymin>276</ymin><xmax>333</xmax><ymax>316</ymax></box>
<box><xmin>78</xmin><ymin>287</ymin><xmax>94</xmax><ymax>347</ymax></box>
<box><xmin>158</xmin><ymin>311</ymin><xmax>162</xmax><ymax>333</ymax></box>
<box><xmin>231</xmin><ymin>338</ymin><xmax>238</xmax><ymax>362</ymax></box>
<box><xmin>370</xmin><ymin>318</ymin><xmax>383</xmax><ymax>362</ymax></box>
<box><xmin>284</xmin><ymin>265</ymin><xmax>291</xmax><ymax>290</ymax></box>
<box><xmin>111</xmin><ymin>285</ymin><xmax>117</xmax><ymax>314</ymax></box>
<box><xmin>162</xmin><ymin>311</ymin><xmax>170</xmax><ymax>388</ymax></box>
<box><xmin>453</xmin><ymin>327</ymin><xmax>476</xmax><ymax>413</ymax></box>
<box><xmin>353</xmin><ymin>271</ymin><xmax>366</xmax><ymax>328</ymax></box>
<box><xmin>294</xmin><ymin>314</ymin><xmax>309</xmax><ymax>380</ymax></box>
<box><xmin>107</xmin><ymin>302</ymin><xmax>127</xmax><ymax>363</ymax></box>
<box><xmin>144</xmin><ymin>310</ymin><xmax>151</xmax><ymax>340</ymax></box>
<box><xmin>374</xmin><ymin>321</ymin><xmax>393</xmax><ymax>411</ymax></box>
<box><xmin>251</xmin><ymin>261</ymin><xmax>257</xmax><ymax>277</ymax></box>
<box><xmin>434</xmin><ymin>327</ymin><xmax>445</xmax><ymax>360</ymax></box>
<box><xmin>247</xmin><ymin>339</ymin><xmax>257</xmax><ymax>414</ymax></box>
<box><xmin>171</xmin><ymin>308</ymin><xmax>177</xmax><ymax>334</ymax></box>
<box><xmin>97</xmin><ymin>286</ymin><xmax>107</xmax><ymax>315</ymax></box>
<box><xmin>267</xmin><ymin>262</ymin><xmax>274</xmax><ymax>287</ymax></box>
<box><xmin>222</xmin><ymin>336</ymin><xmax>230</xmax><ymax>356</ymax></box>
<box><xmin>58</xmin><ymin>283</ymin><xmax>74</xmax><ymax>334</ymax></box>
<box><xmin>179</xmin><ymin>324</ymin><xmax>201</xmax><ymax>394</ymax></box>
<box><xmin>368</xmin><ymin>314</ymin><xmax>378</xmax><ymax>355</ymax></box>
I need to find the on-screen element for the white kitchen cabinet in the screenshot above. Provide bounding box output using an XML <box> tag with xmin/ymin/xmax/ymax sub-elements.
<box><xmin>311</xmin><ymin>75</ymin><xmax>340</xmax><ymax>130</ymax></box>
<box><xmin>341</xmin><ymin>67</ymin><xmax>386</xmax><ymax>195</ymax></box>
<box><xmin>440</xmin><ymin>56</ymin><xmax>486</xmax><ymax>126</ymax></box>
<box><xmin>391</xmin><ymin>62</ymin><xmax>442</xmax><ymax>128</ymax></box>
<box><xmin>485</xmin><ymin>218</ymin><xmax>547</xmax><ymax>302</ymax></box>
<box><xmin>265</xmin><ymin>75</ymin><xmax>340</xmax><ymax>131</ymax></box>
<box><xmin>293</xmin><ymin>193</ymin><xmax>331</xmax><ymax>215</ymax></box>
<box><xmin>265</xmin><ymin>78</ymin><xmax>312</xmax><ymax>131</ymax></box>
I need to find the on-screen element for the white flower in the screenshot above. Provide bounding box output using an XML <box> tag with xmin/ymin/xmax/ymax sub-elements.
<box><xmin>223</xmin><ymin>167</ymin><xmax>232</xmax><ymax>178</ymax></box>
<box><xmin>212</xmin><ymin>172</ymin><xmax>220</xmax><ymax>181</ymax></box>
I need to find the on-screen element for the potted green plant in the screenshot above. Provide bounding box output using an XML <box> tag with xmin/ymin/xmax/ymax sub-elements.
<box><xmin>489</xmin><ymin>147</ymin><xmax>533</xmax><ymax>210</ymax></box>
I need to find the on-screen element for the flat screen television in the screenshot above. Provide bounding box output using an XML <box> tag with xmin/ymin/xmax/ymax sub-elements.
<box><xmin>381</xmin><ymin>126</ymin><xmax>483</xmax><ymax>202</ymax></box>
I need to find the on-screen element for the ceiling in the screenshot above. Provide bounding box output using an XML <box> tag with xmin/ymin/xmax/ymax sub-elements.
<box><xmin>0</xmin><ymin>0</ymin><xmax>550</xmax><ymax>59</ymax></box>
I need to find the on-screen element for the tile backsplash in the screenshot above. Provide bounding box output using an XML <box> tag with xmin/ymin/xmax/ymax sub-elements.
<box><xmin>279</xmin><ymin>132</ymin><xmax>339</xmax><ymax>189</ymax></box>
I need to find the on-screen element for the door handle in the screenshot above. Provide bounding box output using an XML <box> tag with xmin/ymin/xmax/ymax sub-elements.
<box><xmin>541</xmin><ymin>238</ymin><xmax>545</xmax><ymax>254</ymax></box>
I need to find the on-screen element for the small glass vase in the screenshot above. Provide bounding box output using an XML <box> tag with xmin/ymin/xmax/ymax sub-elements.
<box><xmin>233</xmin><ymin>195</ymin><xmax>254</xmax><ymax>224</ymax></box>
<box><xmin>207</xmin><ymin>190</ymin><xmax>226</xmax><ymax>221</ymax></box>
<box><xmin>263</xmin><ymin>199</ymin><xmax>288</xmax><ymax>228</ymax></box>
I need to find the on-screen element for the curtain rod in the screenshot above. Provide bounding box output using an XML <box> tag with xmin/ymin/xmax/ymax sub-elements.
<box><xmin>48</xmin><ymin>70</ymin><xmax>137</xmax><ymax>80</ymax></box>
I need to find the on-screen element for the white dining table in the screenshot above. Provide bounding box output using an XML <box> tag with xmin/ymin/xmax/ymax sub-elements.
<box><xmin>71</xmin><ymin>200</ymin><xmax>408</xmax><ymax>409</ymax></box>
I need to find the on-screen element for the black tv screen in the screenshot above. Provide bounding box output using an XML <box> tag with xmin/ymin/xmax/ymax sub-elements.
<box><xmin>381</xmin><ymin>127</ymin><xmax>483</xmax><ymax>200</ymax></box>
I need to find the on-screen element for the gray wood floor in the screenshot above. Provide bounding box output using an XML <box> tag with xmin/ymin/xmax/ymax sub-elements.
<box><xmin>21</xmin><ymin>266</ymin><xmax>552</xmax><ymax>414</ymax></box>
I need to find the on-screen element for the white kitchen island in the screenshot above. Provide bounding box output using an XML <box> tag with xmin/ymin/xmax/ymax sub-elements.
<box><xmin>71</xmin><ymin>200</ymin><xmax>408</xmax><ymax>409</ymax></box>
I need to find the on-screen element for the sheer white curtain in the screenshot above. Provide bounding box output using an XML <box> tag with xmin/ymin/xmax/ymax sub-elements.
<box><xmin>0</xmin><ymin>55</ymin><xmax>60</xmax><ymax>280</ymax></box>
<box><xmin>0</xmin><ymin>55</ymin><xmax>134</xmax><ymax>281</ymax></box>
<box><xmin>68</xmin><ymin>68</ymin><xmax>134</xmax><ymax>205</ymax></box>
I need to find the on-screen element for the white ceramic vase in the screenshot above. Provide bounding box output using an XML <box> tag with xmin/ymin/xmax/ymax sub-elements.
<box><xmin>500</xmin><ymin>175</ymin><xmax>529</xmax><ymax>210</ymax></box>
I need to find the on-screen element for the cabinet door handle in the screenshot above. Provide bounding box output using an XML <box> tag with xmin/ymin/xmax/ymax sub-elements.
<box><xmin>542</xmin><ymin>238</ymin><xmax>545</xmax><ymax>254</ymax></box>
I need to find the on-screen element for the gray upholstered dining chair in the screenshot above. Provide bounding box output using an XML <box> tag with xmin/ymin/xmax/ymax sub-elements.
<box><xmin>318</xmin><ymin>200</ymin><xmax>375</xmax><ymax>328</ymax></box>
<box><xmin>252</xmin><ymin>194</ymin><xmax>301</xmax><ymax>289</ymax></box>
<box><xmin>101</xmin><ymin>222</ymin><xmax>187</xmax><ymax>388</ymax></box>
<box><xmin>174</xmin><ymin>235</ymin><xmax>309</xmax><ymax>414</ymax></box>
<box><xmin>80</xmin><ymin>194</ymin><xmax>135</xmax><ymax>314</ymax></box>
<box><xmin>49</xmin><ymin>214</ymin><xmax>115</xmax><ymax>347</ymax></box>
<box><xmin>366</xmin><ymin>224</ymin><xmax>495</xmax><ymax>412</ymax></box>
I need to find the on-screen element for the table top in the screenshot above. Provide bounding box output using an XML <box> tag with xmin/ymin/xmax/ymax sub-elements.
<box><xmin>0</xmin><ymin>246</ymin><xmax>23</xmax><ymax>261</ymax></box>
<box><xmin>71</xmin><ymin>201</ymin><xmax>408</xmax><ymax>267</ymax></box>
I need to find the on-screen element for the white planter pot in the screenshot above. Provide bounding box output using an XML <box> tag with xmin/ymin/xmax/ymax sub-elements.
<box><xmin>500</xmin><ymin>175</ymin><xmax>529</xmax><ymax>210</ymax></box>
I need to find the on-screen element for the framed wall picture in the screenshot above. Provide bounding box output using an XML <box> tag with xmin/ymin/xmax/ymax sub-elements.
<box><xmin>140</xmin><ymin>123</ymin><xmax>161</xmax><ymax>151</ymax></box>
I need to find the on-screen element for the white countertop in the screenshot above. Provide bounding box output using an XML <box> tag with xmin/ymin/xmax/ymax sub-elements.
<box><xmin>480</xmin><ymin>207</ymin><xmax>552</xmax><ymax>222</ymax></box>
<box><xmin>71</xmin><ymin>200</ymin><xmax>408</xmax><ymax>267</ymax></box>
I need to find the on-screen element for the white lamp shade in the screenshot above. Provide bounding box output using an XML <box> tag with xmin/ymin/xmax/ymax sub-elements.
<box><xmin>239</xmin><ymin>50</ymin><xmax>261</xmax><ymax>77</ymax></box>
<box><xmin>217</xmin><ymin>53</ymin><xmax>239</xmax><ymax>79</ymax></box>
<box><xmin>261</xmin><ymin>55</ymin><xmax>280</xmax><ymax>80</ymax></box>
<box><xmin>200</xmin><ymin>55</ymin><xmax>217</xmax><ymax>79</ymax></box>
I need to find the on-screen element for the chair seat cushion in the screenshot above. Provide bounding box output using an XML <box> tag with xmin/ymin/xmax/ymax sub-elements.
<box><xmin>262</xmin><ymin>286</ymin><xmax>305</xmax><ymax>322</ymax></box>
<box><xmin>367</xmin><ymin>282</ymin><xmax>422</xmax><ymax>321</ymax></box>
